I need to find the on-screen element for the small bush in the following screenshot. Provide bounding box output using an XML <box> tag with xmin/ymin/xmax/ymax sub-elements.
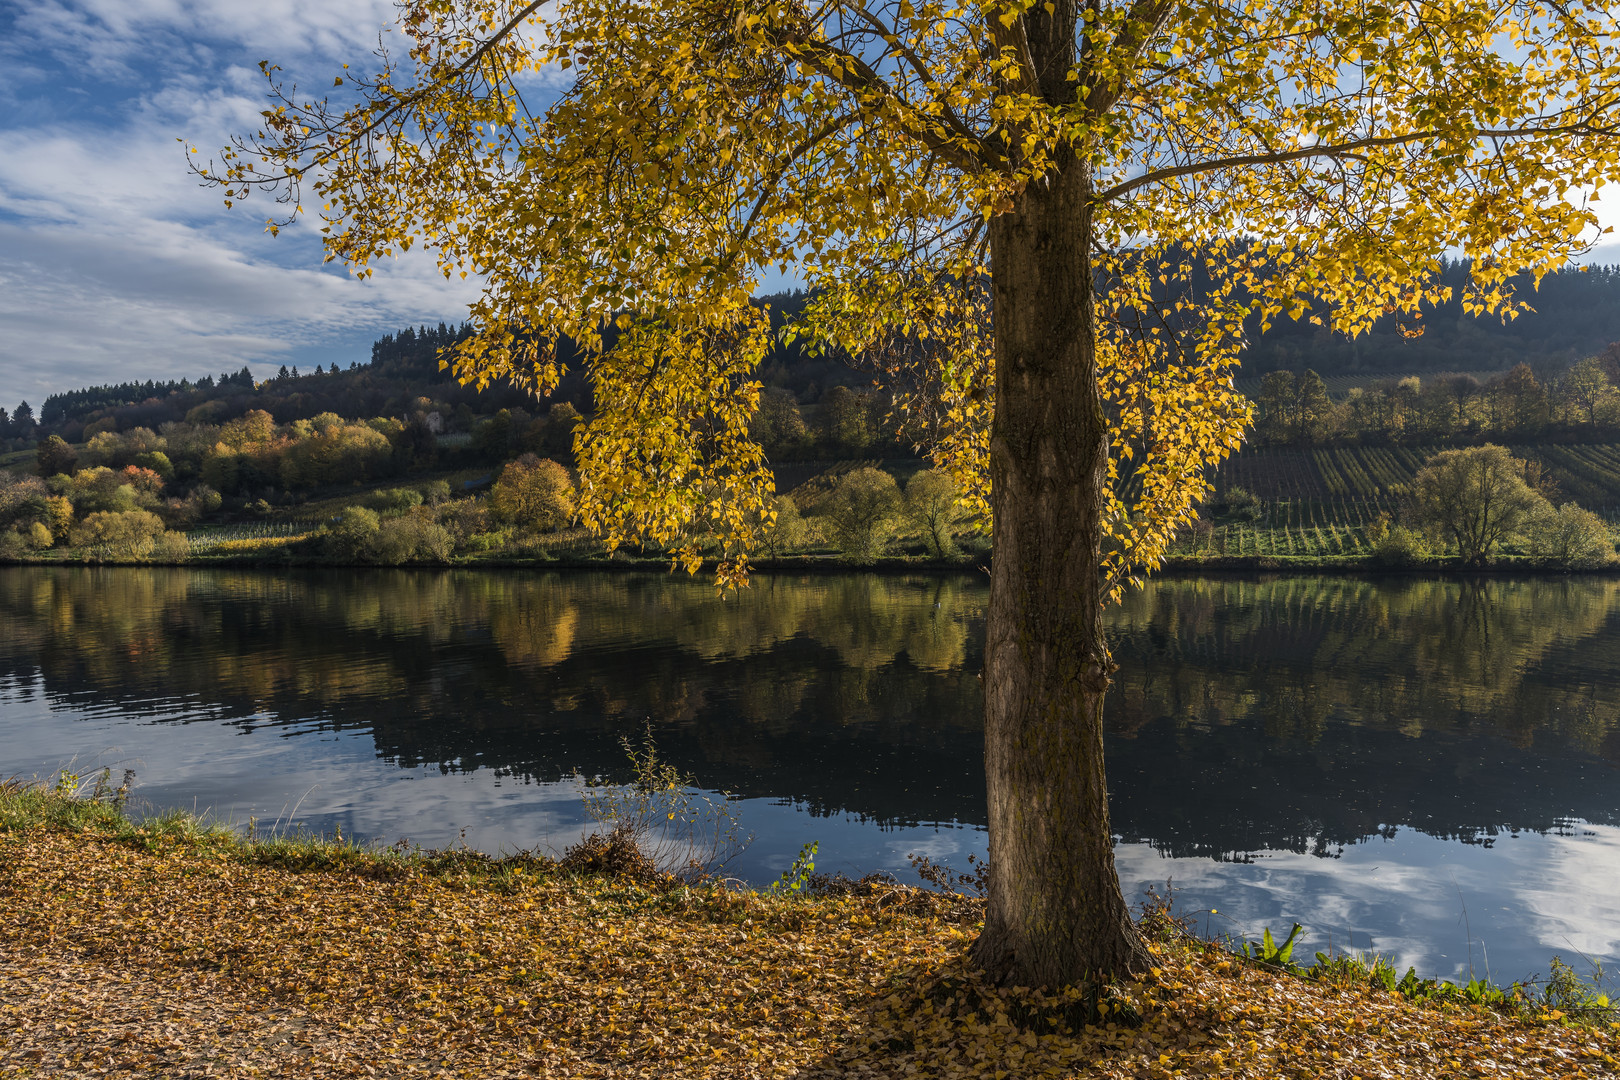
<box><xmin>1375</xmin><ymin>525</ymin><xmax>1429</xmax><ymax>567</ymax></box>
<box><xmin>0</xmin><ymin>530</ymin><xmax>27</xmax><ymax>559</ymax></box>
<box><xmin>1531</xmin><ymin>502</ymin><xmax>1614</xmax><ymax>568</ymax></box>
<box><xmin>367</xmin><ymin>487</ymin><xmax>425</xmax><ymax>516</ymax></box>
<box><xmin>762</xmin><ymin>494</ymin><xmax>807</xmax><ymax>556</ymax></box>
<box><xmin>327</xmin><ymin>505</ymin><xmax>382</xmax><ymax>559</ymax></box>
<box><xmin>371</xmin><ymin>513</ymin><xmax>454</xmax><ymax>564</ymax></box>
<box><xmin>1216</xmin><ymin>485</ymin><xmax>1263</xmax><ymax>521</ymax></box>
<box><xmin>27</xmin><ymin>521</ymin><xmax>53</xmax><ymax>550</ymax></box>
<box><xmin>154</xmin><ymin>531</ymin><xmax>191</xmax><ymax>562</ymax></box>
<box><xmin>559</xmin><ymin>826</ymin><xmax>661</xmax><ymax>882</ymax></box>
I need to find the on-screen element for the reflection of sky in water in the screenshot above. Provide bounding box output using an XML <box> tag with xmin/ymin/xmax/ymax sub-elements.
<box><xmin>5</xmin><ymin>668</ymin><xmax>1617</xmax><ymax>986</ymax></box>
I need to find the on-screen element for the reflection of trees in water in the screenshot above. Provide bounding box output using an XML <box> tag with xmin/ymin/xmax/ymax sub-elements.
<box><xmin>1109</xmin><ymin>576</ymin><xmax>1620</xmax><ymax>755</ymax></box>
<box><xmin>3</xmin><ymin>568</ymin><xmax>1620</xmax><ymax>856</ymax></box>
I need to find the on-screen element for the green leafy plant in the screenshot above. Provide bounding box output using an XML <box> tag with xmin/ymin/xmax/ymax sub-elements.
<box><xmin>1242</xmin><ymin>923</ymin><xmax>1304</xmax><ymax>969</ymax></box>
<box><xmin>769</xmin><ymin>842</ymin><xmax>819</xmax><ymax>895</ymax></box>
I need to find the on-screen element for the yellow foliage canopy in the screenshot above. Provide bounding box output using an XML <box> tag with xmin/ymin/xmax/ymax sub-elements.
<box><xmin>202</xmin><ymin>0</ymin><xmax>1620</xmax><ymax>589</ymax></box>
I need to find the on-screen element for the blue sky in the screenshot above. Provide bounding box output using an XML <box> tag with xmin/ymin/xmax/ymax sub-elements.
<box><xmin>4</xmin><ymin>1</ymin><xmax>1620</xmax><ymax>416</ymax></box>
<box><xmin>0</xmin><ymin>0</ymin><xmax>482</xmax><ymax>412</ymax></box>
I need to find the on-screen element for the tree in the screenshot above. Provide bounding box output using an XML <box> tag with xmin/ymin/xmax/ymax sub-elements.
<box><xmin>1254</xmin><ymin>371</ymin><xmax>1297</xmax><ymax>443</ymax></box>
<box><xmin>823</xmin><ymin>465</ymin><xmax>901</xmax><ymax>559</ymax></box>
<box><xmin>905</xmin><ymin>468</ymin><xmax>968</xmax><ymax>556</ymax></box>
<box><xmin>1409</xmin><ymin>445</ymin><xmax>1550</xmax><ymax>564</ymax></box>
<box><xmin>1493</xmin><ymin>364</ymin><xmax>1549</xmax><ymax>435</ymax></box>
<box><xmin>489</xmin><ymin>454</ymin><xmax>575</xmax><ymax>532</ymax></box>
<box><xmin>11</xmin><ymin>402</ymin><xmax>34</xmax><ymax>440</ymax></box>
<box><xmin>36</xmin><ymin>436</ymin><xmax>78</xmax><ymax>479</ymax></box>
<box><xmin>219</xmin><ymin>409</ymin><xmax>275</xmax><ymax>450</ymax></box>
<box><xmin>749</xmin><ymin>387</ymin><xmax>809</xmax><ymax>454</ymax></box>
<box><xmin>821</xmin><ymin>385</ymin><xmax>876</xmax><ymax>454</ymax></box>
<box><xmin>327</xmin><ymin>505</ymin><xmax>382</xmax><ymax>559</ymax></box>
<box><xmin>1557</xmin><ymin>356</ymin><xmax>1613</xmax><ymax>426</ymax></box>
<box><xmin>71</xmin><ymin>509</ymin><xmax>167</xmax><ymax>559</ymax></box>
<box><xmin>209</xmin><ymin>0</ymin><xmax>1620</xmax><ymax>985</ymax></box>
<box><xmin>761</xmin><ymin>493</ymin><xmax>807</xmax><ymax>556</ymax></box>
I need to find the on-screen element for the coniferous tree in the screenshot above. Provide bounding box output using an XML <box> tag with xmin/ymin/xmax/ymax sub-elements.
<box><xmin>12</xmin><ymin>403</ymin><xmax>35</xmax><ymax>439</ymax></box>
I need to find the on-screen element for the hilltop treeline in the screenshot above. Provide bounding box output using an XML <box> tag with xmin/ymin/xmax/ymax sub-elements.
<box><xmin>7</xmin><ymin>262</ymin><xmax>1620</xmax><ymax>454</ymax></box>
<box><xmin>1251</xmin><ymin>350</ymin><xmax>1620</xmax><ymax>446</ymax></box>
<box><xmin>1247</xmin><ymin>261</ymin><xmax>1620</xmax><ymax>374</ymax></box>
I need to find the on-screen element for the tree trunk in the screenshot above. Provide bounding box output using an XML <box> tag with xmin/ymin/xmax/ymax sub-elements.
<box><xmin>969</xmin><ymin>162</ymin><xmax>1150</xmax><ymax>987</ymax></box>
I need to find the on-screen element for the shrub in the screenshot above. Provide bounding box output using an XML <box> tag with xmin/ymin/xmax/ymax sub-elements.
<box><xmin>366</xmin><ymin>487</ymin><xmax>425</xmax><ymax>516</ymax></box>
<box><xmin>27</xmin><ymin>522</ymin><xmax>53</xmax><ymax>550</ymax></box>
<box><xmin>0</xmin><ymin>531</ymin><xmax>28</xmax><ymax>559</ymax></box>
<box><xmin>1532</xmin><ymin>502</ymin><xmax>1615</xmax><ymax>568</ymax></box>
<box><xmin>436</xmin><ymin>498</ymin><xmax>491</xmax><ymax>547</ymax></box>
<box><xmin>370</xmin><ymin>513</ymin><xmax>454</xmax><ymax>564</ymax></box>
<box><xmin>327</xmin><ymin>505</ymin><xmax>382</xmax><ymax>560</ymax></box>
<box><xmin>1217</xmin><ymin>485</ymin><xmax>1263</xmax><ymax>521</ymax></box>
<box><xmin>823</xmin><ymin>466</ymin><xmax>902</xmax><ymax>559</ymax></box>
<box><xmin>420</xmin><ymin>479</ymin><xmax>452</xmax><ymax>505</ymax></box>
<box><xmin>1375</xmin><ymin>525</ymin><xmax>1429</xmax><ymax>567</ymax></box>
<box><xmin>154</xmin><ymin>531</ymin><xmax>191</xmax><ymax>562</ymax></box>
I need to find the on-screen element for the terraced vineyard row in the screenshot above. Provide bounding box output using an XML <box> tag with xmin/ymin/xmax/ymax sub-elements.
<box><xmin>1215</xmin><ymin>443</ymin><xmax>1620</xmax><ymax>520</ymax></box>
<box><xmin>1175</xmin><ymin>497</ymin><xmax>1385</xmax><ymax>558</ymax></box>
<box><xmin>188</xmin><ymin>520</ymin><xmax>321</xmax><ymax>553</ymax></box>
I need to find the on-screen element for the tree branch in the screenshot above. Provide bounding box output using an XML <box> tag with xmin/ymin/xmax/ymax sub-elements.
<box><xmin>774</xmin><ymin>31</ymin><xmax>990</xmax><ymax>174</ymax></box>
<box><xmin>213</xmin><ymin>0</ymin><xmax>549</xmax><ymax>189</ymax></box>
<box><xmin>1094</xmin><ymin>119</ymin><xmax>1620</xmax><ymax>205</ymax></box>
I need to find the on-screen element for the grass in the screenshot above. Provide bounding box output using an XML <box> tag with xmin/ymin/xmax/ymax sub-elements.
<box><xmin>2</xmin><ymin>775</ymin><xmax>1617</xmax><ymax>1079</ymax></box>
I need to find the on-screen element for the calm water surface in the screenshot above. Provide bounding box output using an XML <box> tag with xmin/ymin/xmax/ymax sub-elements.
<box><xmin>2</xmin><ymin>566</ymin><xmax>1618</xmax><ymax>985</ymax></box>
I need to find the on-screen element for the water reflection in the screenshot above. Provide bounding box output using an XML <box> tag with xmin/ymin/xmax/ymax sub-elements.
<box><xmin>2</xmin><ymin>567</ymin><xmax>1618</xmax><ymax>982</ymax></box>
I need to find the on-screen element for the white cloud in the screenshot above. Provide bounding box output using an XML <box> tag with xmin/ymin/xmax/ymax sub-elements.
<box><xmin>0</xmin><ymin>3</ymin><xmax>481</xmax><ymax>408</ymax></box>
<box><xmin>5</xmin><ymin>0</ymin><xmax>403</xmax><ymax>78</ymax></box>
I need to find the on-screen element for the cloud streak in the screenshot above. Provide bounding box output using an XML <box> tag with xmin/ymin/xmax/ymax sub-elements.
<box><xmin>0</xmin><ymin>0</ymin><xmax>478</xmax><ymax>409</ymax></box>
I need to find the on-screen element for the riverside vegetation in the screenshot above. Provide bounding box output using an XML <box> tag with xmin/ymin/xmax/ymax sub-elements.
<box><xmin>1</xmin><ymin>440</ymin><xmax>1616</xmax><ymax>572</ymax></box>
<box><xmin>2</xmin><ymin>772</ymin><xmax>1616</xmax><ymax>1079</ymax></box>
<box><xmin>7</xmin><ymin>388</ymin><xmax>1620</xmax><ymax>571</ymax></box>
<box><xmin>13</xmin><ymin>325</ymin><xmax>1620</xmax><ymax>571</ymax></box>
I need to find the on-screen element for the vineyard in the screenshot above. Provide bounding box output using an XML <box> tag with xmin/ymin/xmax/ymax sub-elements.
<box><xmin>187</xmin><ymin>520</ymin><xmax>320</xmax><ymax>554</ymax></box>
<box><xmin>1215</xmin><ymin>443</ymin><xmax>1620</xmax><ymax>514</ymax></box>
<box><xmin>1173</xmin><ymin>441</ymin><xmax>1620</xmax><ymax>559</ymax></box>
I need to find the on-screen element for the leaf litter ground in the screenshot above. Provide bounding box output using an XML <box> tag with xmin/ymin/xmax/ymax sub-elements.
<box><xmin>1</xmin><ymin>826</ymin><xmax>1617</xmax><ymax>1078</ymax></box>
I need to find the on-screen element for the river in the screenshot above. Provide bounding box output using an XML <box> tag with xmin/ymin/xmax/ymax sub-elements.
<box><xmin>2</xmin><ymin>566</ymin><xmax>1617</xmax><ymax>985</ymax></box>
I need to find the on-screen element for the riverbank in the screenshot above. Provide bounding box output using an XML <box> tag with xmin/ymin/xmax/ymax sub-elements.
<box><xmin>7</xmin><ymin>546</ymin><xmax>1620</xmax><ymax>576</ymax></box>
<box><xmin>3</xmin><ymin>784</ymin><xmax>1615</xmax><ymax>1079</ymax></box>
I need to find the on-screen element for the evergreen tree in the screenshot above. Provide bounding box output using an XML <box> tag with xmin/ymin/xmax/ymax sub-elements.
<box><xmin>12</xmin><ymin>402</ymin><xmax>35</xmax><ymax>438</ymax></box>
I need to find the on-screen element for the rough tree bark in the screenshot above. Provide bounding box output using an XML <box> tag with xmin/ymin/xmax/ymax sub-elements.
<box><xmin>969</xmin><ymin>159</ymin><xmax>1151</xmax><ymax>987</ymax></box>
